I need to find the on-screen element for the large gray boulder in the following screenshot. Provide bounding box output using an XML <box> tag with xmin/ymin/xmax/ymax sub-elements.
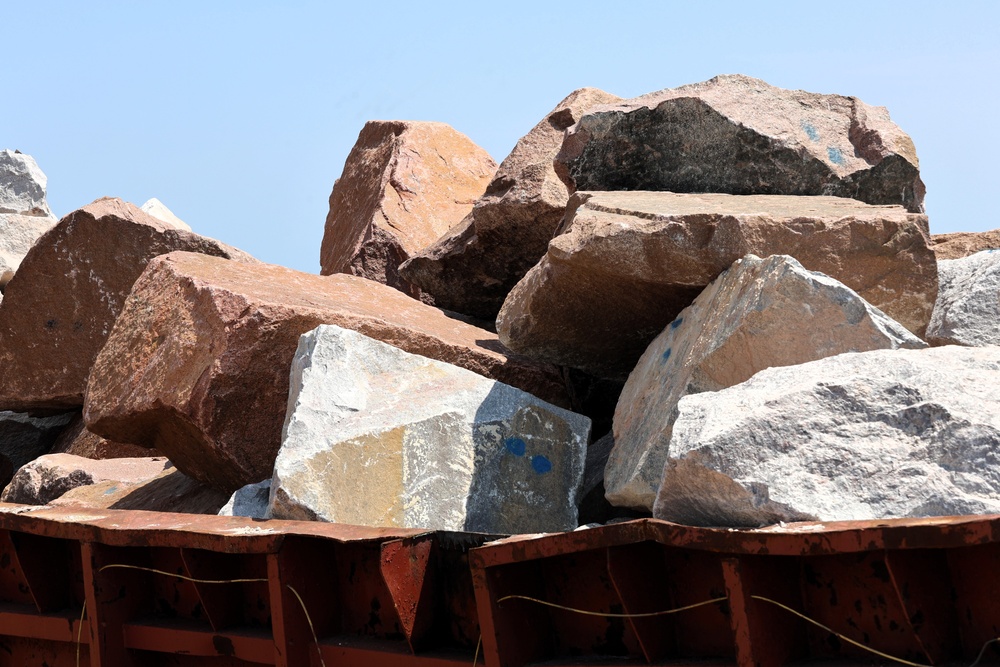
<box><xmin>607</xmin><ymin>254</ymin><xmax>926</xmax><ymax>511</ymax></box>
<box><xmin>927</xmin><ymin>250</ymin><xmax>1000</xmax><ymax>347</ymax></box>
<box><xmin>497</xmin><ymin>191</ymin><xmax>935</xmax><ymax>378</ymax></box>
<box><xmin>0</xmin><ymin>150</ymin><xmax>57</xmax><ymax>281</ymax></box>
<box><xmin>271</xmin><ymin>325</ymin><xmax>590</xmax><ymax>533</ymax></box>
<box><xmin>654</xmin><ymin>346</ymin><xmax>1000</xmax><ymax>526</ymax></box>
<box><xmin>556</xmin><ymin>74</ymin><xmax>925</xmax><ymax>213</ymax></box>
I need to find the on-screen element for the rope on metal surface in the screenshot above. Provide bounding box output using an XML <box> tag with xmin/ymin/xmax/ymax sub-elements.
<box><xmin>72</xmin><ymin>563</ymin><xmax>327</xmax><ymax>667</ymax></box>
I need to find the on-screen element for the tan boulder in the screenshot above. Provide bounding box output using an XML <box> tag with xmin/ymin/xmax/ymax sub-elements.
<box><xmin>606</xmin><ymin>254</ymin><xmax>927</xmax><ymax>511</ymax></box>
<box><xmin>0</xmin><ymin>197</ymin><xmax>255</xmax><ymax>411</ymax></box>
<box><xmin>84</xmin><ymin>251</ymin><xmax>569</xmax><ymax>492</ymax></box>
<box><xmin>557</xmin><ymin>74</ymin><xmax>925</xmax><ymax>213</ymax></box>
<box><xmin>930</xmin><ymin>229</ymin><xmax>1000</xmax><ymax>260</ymax></box>
<box><xmin>51</xmin><ymin>465</ymin><xmax>228</xmax><ymax>514</ymax></box>
<box><xmin>497</xmin><ymin>191</ymin><xmax>936</xmax><ymax>378</ymax></box>
<box><xmin>1</xmin><ymin>453</ymin><xmax>170</xmax><ymax>505</ymax></box>
<box><xmin>399</xmin><ymin>88</ymin><xmax>622</xmax><ymax>320</ymax></box>
<box><xmin>320</xmin><ymin>121</ymin><xmax>496</xmax><ymax>299</ymax></box>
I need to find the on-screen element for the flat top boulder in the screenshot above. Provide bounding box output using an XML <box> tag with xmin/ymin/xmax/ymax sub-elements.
<box><xmin>558</xmin><ymin>75</ymin><xmax>924</xmax><ymax>213</ymax></box>
<box><xmin>931</xmin><ymin>229</ymin><xmax>1000</xmax><ymax>260</ymax></box>
<box><xmin>84</xmin><ymin>251</ymin><xmax>569</xmax><ymax>491</ymax></box>
<box><xmin>0</xmin><ymin>197</ymin><xmax>254</xmax><ymax>411</ymax></box>
<box><xmin>497</xmin><ymin>191</ymin><xmax>935</xmax><ymax>378</ymax></box>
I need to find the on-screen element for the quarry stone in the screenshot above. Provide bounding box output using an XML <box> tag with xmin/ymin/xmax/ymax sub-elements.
<box><xmin>50</xmin><ymin>413</ymin><xmax>158</xmax><ymax>459</ymax></box>
<box><xmin>219</xmin><ymin>480</ymin><xmax>271</xmax><ymax>519</ymax></box>
<box><xmin>1</xmin><ymin>453</ymin><xmax>170</xmax><ymax>505</ymax></box>
<box><xmin>320</xmin><ymin>121</ymin><xmax>496</xmax><ymax>299</ymax></box>
<box><xmin>0</xmin><ymin>150</ymin><xmax>58</xmax><ymax>281</ymax></box>
<box><xmin>270</xmin><ymin>325</ymin><xmax>589</xmax><ymax>533</ymax></box>
<box><xmin>84</xmin><ymin>252</ymin><xmax>569</xmax><ymax>493</ymax></box>
<box><xmin>607</xmin><ymin>254</ymin><xmax>927</xmax><ymax>511</ymax></box>
<box><xmin>399</xmin><ymin>88</ymin><xmax>622</xmax><ymax>320</ymax></box>
<box><xmin>930</xmin><ymin>230</ymin><xmax>1000</xmax><ymax>260</ymax></box>
<box><xmin>557</xmin><ymin>74</ymin><xmax>925</xmax><ymax>212</ymax></box>
<box><xmin>927</xmin><ymin>250</ymin><xmax>1000</xmax><ymax>346</ymax></box>
<box><xmin>654</xmin><ymin>346</ymin><xmax>1000</xmax><ymax>526</ymax></box>
<box><xmin>497</xmin><ymin>191</ymin><xmax>936</xmax><ymax>378</ymax></box>
<box><xmin>0</xmin><ymin>197</ymin><xmax>255</xmax><ymax>411</ymax></box>
<box><xmin>141</xmin><ymin>198</ymin><xmax>192</xmax><ymax>231</ymax></box>
<box><xmin>51</xmin><ymin>465</ymin><xmax>228</xmax><ymax>514</ymax></box>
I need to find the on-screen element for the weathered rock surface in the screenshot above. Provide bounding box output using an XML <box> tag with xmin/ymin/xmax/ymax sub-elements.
<box><xmin>557</xmin><ymin>74</ymin><xmax>925</xmax><ymax>213</ymax></box>
<box><xmin>1</xmin><ymin>453</ymin><xmax>169</xmax><ymax>505</ymax></box>
<box><xmin>0</xmin><ymin>150</ymin><xmax>58</xmax><ymax>280</ymax></box>
<box><xmin>84</xmin><ymin>252</ymin><xmax>570</xmax><ymax>492</ymax></box>
<box><xmin>399</xmin><ymin>88</ymin><xmax>622</xmax><ymax>320</ymax></box>
<box><xmin>51</xmin><ymin>466</ymin><xmax>228</xmax><ymax>514</ymax></box>
<box><xmin>219</xmin><ymin>479</ymin><xmax>271</xmax><ymax>519</ymax></box>
<box><xmin>931</xmin><ymin>230</ymin><xmax>1000</xmax><ymax>260</ymax></box>
<box><xmin>654</xmin><ymin>346</ymin><xmax>1000</xmax><ymax>526</ymax></box>
<box><xmin>50</xmin><ymin>413</ymin><xmax>159</xmax><ymax>459</ymax></box>
<box><xmin>0</xmin><ymin>411</ymin><xmax>74</xmax><ymax>488</ymax></box>
<box><xmin>141</xmin><ymin>198</ymin><xmax>192</xmax><ymax>231</ymax></box>
<box><xmin>320</xmin><ymin>121</ymin><xmax>496</xmax><ymax>299</ymax></box>
<box><xmin>927</xmin><ymin>250</ymin><xmax>1000</xmax><ymax>346</ymax></box>
<box><xmin>497</xmin><ymin>192</ymin><xmax>936</xmax><ymax>378</ymax></box>
<box><xmin>0</xmin><ymin>149</ymin><xmax>52</xmax><ymax>217</ymax></box>
<box><xmin>271</xmin><ymin>325</ymin><xmax>590</xmax><ymax>533</ymax></box>
<box><xmin>0</xmin><ymin>197</ymin><xmax>255</xmax><ymax>411</ymax></box>
<box><xmin>607</xmin><ymin>254</ymin><xmax>927</xmax><ymax>511</ymax></box>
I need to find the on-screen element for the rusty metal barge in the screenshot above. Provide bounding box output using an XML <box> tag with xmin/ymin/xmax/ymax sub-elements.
<box><xmin>0</xmin><ymin>504</ymin><xmax>997</xmax><ymax>667</ymax></box>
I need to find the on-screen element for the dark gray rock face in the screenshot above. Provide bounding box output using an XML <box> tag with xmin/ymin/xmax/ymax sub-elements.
<box><xmin>557</xmin><ymin>74</ymin><xmax>925</xmax><ymax>213</ymax></box>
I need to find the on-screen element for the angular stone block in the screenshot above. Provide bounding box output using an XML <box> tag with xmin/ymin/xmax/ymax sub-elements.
<box><xmin>607</xmin><ymin>254</ymin><xmax>926</xmax><ymax>511</ymax></box>
<box><xmin>927</xmin><ymin>250</ymin><xmax>1000</xmax><ymax>346</ymax></box>
<box><xmin>497</xmin><ymin>192</ymin><xmax>936</xmax><ymax>378</ymax></box>
<box><xmin>84</xmin><ymin>252</ymin><xmax>569</xmax><ymax>492</ymax></box>
<box><xmin>654</xmin><ymin>347</ymin><xmax>1000</xmax><ymax>526</ymax></box>
<box><xmin>271</xmin><ymin>325</ymin><xmax>590</xmax><ymax>533</ymax></box>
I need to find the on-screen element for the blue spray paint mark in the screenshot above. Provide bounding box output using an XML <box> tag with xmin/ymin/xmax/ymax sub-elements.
<box><xmin>505</xmin><ymin>437</ymin><xmax>526</xmax><ymax>456</ymax></box>
<box><xmin>662</xmin><ymin>347</ymin><xmax>672</xmax><ymax>362</ymax></box>
<box><xmin>531</xmin><ymin>455</ymin><xmax>553</xmax><ymax>474</ymax></box>
<box><xmin>670</xmin><ymin>317</ymin><xmax>684</xmax><ymax>329</ymax></box>
<box><xmin>827</xmin><ymin>147</ymin><xmax>845</xmax><ymax>165</ymax></box>
<box><xmin>802</xmin><ymin>123</ymin><xmax>820</xmax><ymax>141</ymax></box>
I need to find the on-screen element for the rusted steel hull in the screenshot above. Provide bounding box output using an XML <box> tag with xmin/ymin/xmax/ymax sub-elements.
<box><xmin>0</xmin><ymin>505</ymin><xmax>998</xmax><ymax>666</ymax></box>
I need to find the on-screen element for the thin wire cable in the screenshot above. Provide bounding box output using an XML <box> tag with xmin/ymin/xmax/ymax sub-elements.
<box><xmin>472</xmin><ymin>634</ymin><xmax>482</xmax><ymax>665</ymax></box>
<box><xmin>497</xmin><ymin>593</ymin><xmax>729</xmax><ymax>618</ymax></box>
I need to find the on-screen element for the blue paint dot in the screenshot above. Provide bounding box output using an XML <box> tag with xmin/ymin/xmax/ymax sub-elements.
<box><xmin>670</xmin><ymin>317</ymin><xmax>684</xmax><ymax>329</ymax></box>
<box><xmin>662</xmin><ymin>347</ymin><xmax>672</xmax><ymax>361</ymax></box>
<box><xmin>531</xmin><ymin>455</ymin><xmax>553</xmax><ymax>474</ymax></box>
<box><xmin>802</xmin><ymin>122</ymin><xmax>820</xmax><ymax>142</ymax></box>
<box><xmin>827</xmin><ymin>147</ymin><xmax>845</xmax><ymax>165</ymax></box>
<box><xmin>505</xmin><ymin>437</ymin><xmax>526</xmax><ymax>456</ymax></box>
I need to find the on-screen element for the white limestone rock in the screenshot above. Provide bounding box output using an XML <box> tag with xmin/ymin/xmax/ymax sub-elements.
<box><xmin>270</xmin><ymin>325</ymin><xmax>590</xmax><ymax>533</ymax></box>
<box><xmin>219</xmin><ymin>479</ymin><xmax>271</xmax><ymax>519</ymax></box>
<box><xmin>654</xmin><ymin>346</ymin><xmax>1000</xmax><ymax>526</ymax></box>
<box><xmin>0</xmin><ymin>149</ymin><xmax>52</xmax><ymax>217</ymax></box>
<box><xmin>140</xmin><ymin>198</ymin><xmax>192</xmax><ymax>232</ymax></box>
<box><xmin>927</xmin><ymin>250</ymin><xmax>1000</xmax><ymax>346</ymax></box>
<box><xmin>607</xmin><ymin>254</ymin><xmax>926</xmax><ymax>511</ymax></box>
<box><xmin>0</xmin><ymin>150</ymin><xmax>58</xmax><ymax>278</ymax></box>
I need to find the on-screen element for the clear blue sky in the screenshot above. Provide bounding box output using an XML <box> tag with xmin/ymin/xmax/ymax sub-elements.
<box><xmin>6</xmin><ymin>2</ymin><xmax>999</xmax><ymax>273</ymax></box>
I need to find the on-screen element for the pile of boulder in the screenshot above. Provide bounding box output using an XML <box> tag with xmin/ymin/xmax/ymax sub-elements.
<box><xmin>2</xmin><ymin>74</ymin><xmax>999</xmax><ymax>533</ymax></box>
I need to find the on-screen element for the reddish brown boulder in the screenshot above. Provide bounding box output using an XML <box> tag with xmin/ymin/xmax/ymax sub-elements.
<box><xmin>399</xmin><ymin>87</ymin><xmax>622</xmax><ymax>320</ymax></box>
<box><xmin>557</xmin><ymin>74</ymin><xmax>925</xmax><ymax>213</ymax></box>
<box><xmin>320</xmin><ymin>121</ymin><xmax>496</xmax><ymax>299</ymax></box>
<box><xmin>497</xmin><ymin>192</ymin><xmax>936</xmax><ymax>378</ymax></box>
<box><xmin>50</xmin><ymin>413</ymin><xmax>159</xmax><ymax>459</ymax></box>
<box><xmin>930</xmin><ymin>229</ymin><xmax>1000</xmax><ymax>260</ymax></box>
<box><xmin>84</xmin><ymin>251</ymin><xmax>569</xmax><ymax>492</ymax></box>
<box><xmin>0</xmin><ymin>197</ymin><xmax>255</xmax><ymax>411</ymax></box>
